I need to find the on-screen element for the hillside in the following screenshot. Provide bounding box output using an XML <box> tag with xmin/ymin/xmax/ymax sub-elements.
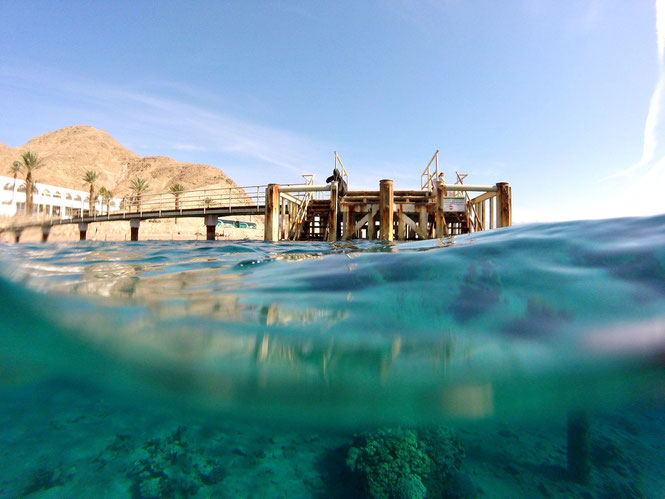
<box><xmin>0</xmin><ymin>126</ymin><xmax>240</xmax><ymax>195</ymax></box>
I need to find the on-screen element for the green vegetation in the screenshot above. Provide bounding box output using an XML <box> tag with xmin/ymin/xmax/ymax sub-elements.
<box><xmin>9</xmin><ymin>161</ymin><xmax>22</xmax><ymax>202</ymax></box>
<box><xmin>130</xmin><ymin>177</ymin><xmax>149</xmax><ymax>212</ymax></box>
<box><xmin>17</xmin><ymin>150</ymin><xmax>43</xmax><ymax>215</ymax></box>
<box><xmin>169</xmin><ymin>183</ymin><xmax>185</xmax><ymax>224</ymax></box>
<box><xmin>98</xmin><ymin>187</ymin><xmax>114</xmax><ymax>215</ymax></box>
<box><xmin>82</xmin><ymin>170</ymin><xmax>99</xmax><ymax>216</ymax></box>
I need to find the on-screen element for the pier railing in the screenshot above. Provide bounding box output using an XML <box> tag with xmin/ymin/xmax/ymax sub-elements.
<box><xmin>118</xmin><ymin>185</ymin><xmax>266</xmax><ymax>215</ymax></box>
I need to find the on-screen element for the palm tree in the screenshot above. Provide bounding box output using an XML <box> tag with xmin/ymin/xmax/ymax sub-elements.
<box><xmin>18</xmin><ymin>150</ymin><xmax>43</xmax><ymax>215</ymax></box>
<box><xmin>9</xmin><ymin>161</ymin><xmax>22</xmax><ymax>205</ymax></box>
<box><xmin>99</xmin><ymin>187</ymin><xmax>114</xmax><ymax>215</ymax></box>
<box><xmin>169</xmin><ymin>183</ymin><xmax>184</xmax><ymax>224</ymax></box>
<box><xmin>129</xmin><ymin>177</ymin><xmax>149</xmax><ymax>212</ymax></box>
<box><xmin>83</xmin><ymin>170</ymin><xmax>99</xmax><ymax>216</ymax></box>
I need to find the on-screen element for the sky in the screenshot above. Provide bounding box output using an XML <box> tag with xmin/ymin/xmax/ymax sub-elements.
<box><xmin>1</xmin><ymin>0</ymin><xmax>663</xmax><ymax>223</ymax></box>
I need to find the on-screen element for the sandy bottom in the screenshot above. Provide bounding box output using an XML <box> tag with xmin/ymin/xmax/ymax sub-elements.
<box><xmin>0</xmin><ymin>378</ymin><xmax>662</xmax><ymax>498</ymax></box>
<box><xmin>0</xmin><ymin>217</ymin><xmax>264</xmax><ymax>244</ymax></box>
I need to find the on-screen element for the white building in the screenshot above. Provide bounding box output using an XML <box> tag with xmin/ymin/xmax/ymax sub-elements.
<box><xmin>0</xmin><ymin>175</ymin><xmax>123</xmax><ymax>218</ymax></box>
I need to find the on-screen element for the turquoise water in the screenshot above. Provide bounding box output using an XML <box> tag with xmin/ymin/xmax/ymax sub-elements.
<box><xmin>1</xmin><ymin>216</ymin><xmax>664</xmax><ymax>497</ymax></box>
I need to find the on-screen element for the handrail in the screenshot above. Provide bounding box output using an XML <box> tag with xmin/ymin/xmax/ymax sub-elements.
<box><xmin>421</xmin><ymin>150</ymin><xmax>439</xmax><ymax>192</ymax></box>
<box><xmin>288</xmin><ymin>191</ymin><xmax>313</xmax><ymax>239</ymax></box>
<box><xmin>334</xmin><ymin>152</ymin><xmax>349</xmax><ymax>187</ymax></box>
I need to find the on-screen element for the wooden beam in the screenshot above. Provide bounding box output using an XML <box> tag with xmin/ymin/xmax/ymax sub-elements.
<box><xmin>328</xmin><ymin>181</ymin><xmax>338</xmax><ymax>242</ymax></box>
<box><xmin>435</xmin><ymin>180</ymin><xmax>449</xmax><ymax>237</ymax></box>
<box><xmin>496</xmin><ymin>182</ymin><xmax>512</xmax><ymax>228</ymax></box>
<box><xmin>471</xmin><ymin>191</ymin><xmax>496</xmax><ymax>204</ymax></box>
<box><xmin>400</xmin><ymin>211</ymin><xmax>428</xmax><ymax>240</ymax></box>
<box><xmin>397</xmin><ymin>205</ymin><xmax>406</xmax><ymax>240</ymax></box>
<box><xmin>351</xmin><ymin>206</ymin><xmax>378</xmax><ymax>234</ymax></box>
<box><xmin>379</xmin><ymin>179</ymin><xmax>394</xmax><ymax>241</ymax></box>
<box><xmin>418</xmin><ymin>207</ymin><xmax>428</xmax><ymax>240</ymax></box>
<box><xmin>264</xmin><ymin>184</ymin><xmax>280</xmax><ymax>241</ymax></box>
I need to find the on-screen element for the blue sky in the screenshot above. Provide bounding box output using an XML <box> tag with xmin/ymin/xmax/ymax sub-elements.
<box><xmin>1</xmin><ymin>0</ymin><xmax>663</xmax><ymax>223</ymax></box>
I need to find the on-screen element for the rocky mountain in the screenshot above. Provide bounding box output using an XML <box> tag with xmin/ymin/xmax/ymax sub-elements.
<box><xmin>0</xmin><ymin>126</ymin><xmax>239</xmax><ymax>195</ymax></box>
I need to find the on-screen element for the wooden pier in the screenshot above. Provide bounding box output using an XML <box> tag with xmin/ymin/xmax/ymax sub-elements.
<box><xmin>0</xmin><ymin>152</ymin><xmax>511</xmax><ymax>243</ymax></box>
<box><xmin>264</xmin><ymin>179</ymin><xmax>511</xmax><ymax>242</ymax></box>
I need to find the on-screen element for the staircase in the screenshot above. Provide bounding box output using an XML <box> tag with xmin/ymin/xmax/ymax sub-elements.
<box><xmin>300</xmin><ymin>200</ymin><xmax>331</xmax><ymax>240</ymax></box>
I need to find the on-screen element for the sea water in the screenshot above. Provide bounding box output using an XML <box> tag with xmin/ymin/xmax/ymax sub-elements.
<box><xmin>0</xmin><ymin>215</ymin><xmax>663</xmax><ymax>497</ymax></box>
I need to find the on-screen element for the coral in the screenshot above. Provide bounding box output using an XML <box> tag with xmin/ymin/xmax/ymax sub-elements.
<box><xmin>393</xmin><ymin>475</ymin><xmax>427</xmax><ymax>499</ymax></box>
<box><xmin>346</xmin><ymin>426</ymin><xmax>467</xmax><ymax>498</ymax></box>
<box><xmin>128</xmin><ymin>425</ymin><xmax>224</xmax><ymax>498</ymax></box>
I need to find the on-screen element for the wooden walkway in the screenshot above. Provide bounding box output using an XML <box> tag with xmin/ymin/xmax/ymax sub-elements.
<box><xmin>1</xmin><ymin>152</ymin><xmax>512</xmax><ymax>243</ymax></box>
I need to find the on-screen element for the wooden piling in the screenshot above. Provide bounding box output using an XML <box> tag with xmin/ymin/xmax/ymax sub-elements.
<box><xmin>328</xmin><ymin>182</ymin><xmax>338</xmax><ymax>242</ymax></box>
<box><xmin>78</xmin><ymin>223</ymin><xmax>88</xmax><ymax>241</ymax></box>
<box><xmin>419</xmin><ymin>207</ymin><xmax>428</xmax><ymax>240</ymax></box>
<box><xmin>397</xmin><ymin>206</ymin><xmax>406</xmax><ymax>240</ymax></box>
<box><xmin>435</xmin><ymin>180</ymin><xmax>449</xmax><ymax>237</ymax></box>
<box><xmin>41</xmin><ymin>226</ymin><xmax>50</xmax><ymax>243</ymax></box>
<box><xmin>14</xmin><ymin>231</ymin><xmax>21</xmax><ymax>244</ymax></box>
<box><xmin>496</xmin><ymin>182</ymin><xmax>512</xmax><ymax>228</ymax></box>
<box><xmin>264</xmin><ymin>184</ymin><xmax>280</xmax><ymax>241</ymax></box>
<box><xmin>379</xmin><ymin>179</ymin><xmax>394</xmax><ymax>241</ymax></box>
<box><xmin>130</xmin><ymin>219</ymin><xmax>140</xmax><ymax>241</ymax></box>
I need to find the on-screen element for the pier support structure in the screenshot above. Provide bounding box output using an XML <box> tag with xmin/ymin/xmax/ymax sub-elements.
<box><xmin>328</xmin><ymin>182</ymin><xmax>338</xmax><ymax>242</ymax></box>
<box><xmin>435</xmin><ymin>180</ymin><xmax>450</xmax><ymax>238</ymax></box>
<box><xmin>205</xmin><ymin>214</ymin><xmax>217</xmax><ymax>241</ymax></box>
<box><xmin>42</xmin><ymin>226</ymin><xmax>51</xmax><ymax>243</ymax></box>
<box><xmin>78</xmin><ymin>223</ymin><xmax>88</xmax><ymax>241</ymax></box>
<box><xmin>14</xmin><ymin>230</ymin><xmax>22</xmax><ymax>243</ymax></box>
<box><xmin>379</xmin><ymin>179</ymin><xmax>394</xmax><ymax>241</ymax></box>
<box><xmin>496</xmin><ymin>182</ymin><xmax>512</xmax><ymax>228</ymax></box>
<box><xmin>264</xmin><ymin>184</ymin><xmax>280</xmax><ymax>242</ymax></box>
<box><xmin>130</xmin><ymin>219</ymin><xmax>140</xmax><ymax>241</ymax></box>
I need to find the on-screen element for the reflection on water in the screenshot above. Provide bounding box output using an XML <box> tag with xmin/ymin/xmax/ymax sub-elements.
<box><xmin>0</xmin><ymin>216</ymin><xmax>664</xmax><ymax>427</ymax></box>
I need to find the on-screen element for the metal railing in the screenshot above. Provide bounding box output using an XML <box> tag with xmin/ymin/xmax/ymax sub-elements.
<box><xmin>114</xmin><ymin>185</ymin><xmax>266</xmax><ymax>215</ymax></box>
<box><xmin>334</xmin><ymin>152</ymin><xmax>349</xmax><ymax>187</ymax></box>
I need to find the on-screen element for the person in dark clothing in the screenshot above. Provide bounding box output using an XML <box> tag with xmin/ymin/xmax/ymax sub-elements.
<box><xmin>326</xmin><ymin>167</ymin><xmax>347</xmax><ymax>196</ymax></box>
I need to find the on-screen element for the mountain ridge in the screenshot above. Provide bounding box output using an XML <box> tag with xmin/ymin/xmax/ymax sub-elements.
<box><xmin>1</xmin><ymin>125</ymin><xmax>239</xmax><ymax>195</ymax></box>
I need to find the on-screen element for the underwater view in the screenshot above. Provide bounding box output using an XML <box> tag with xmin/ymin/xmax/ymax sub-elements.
<box><xmin>1</xmin><ymin>215</ymin><xmax>664</xmax><ymax>498</ymax></box>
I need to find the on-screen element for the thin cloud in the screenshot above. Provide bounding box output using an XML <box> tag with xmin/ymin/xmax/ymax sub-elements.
<box><xmin>0</xmin><ymin>64</ymin><xmax>331</xmax><ymax>177</ymax></box>
<box><xmin>607</xmin><ymin>0</ymin><xmax>665</xmax><ymax>180</ymax></box>
<box><xmin>173</xmin><ymin>144</ymin><xmax>207</xmax><ymax>152</ymax></box>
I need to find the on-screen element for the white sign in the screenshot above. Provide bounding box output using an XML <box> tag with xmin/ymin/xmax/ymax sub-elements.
<box><xmin>444</xmin><ymin>197</ymin><xmax>465</xmax><ymax>212</ymax></box>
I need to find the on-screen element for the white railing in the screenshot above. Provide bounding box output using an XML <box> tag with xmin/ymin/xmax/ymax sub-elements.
<box><xmin>421</xmin><ymin>150</ymin><xmax>439</xmax><ymax>192</ymax></box>
<box><xmin>334</xmin><ymin>152</ymin><xmax>349</xmax><ymax>187</ymax></box>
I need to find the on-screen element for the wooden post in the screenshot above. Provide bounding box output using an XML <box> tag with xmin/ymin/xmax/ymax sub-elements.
<box><xmin>78</xmin><ymin>223</ymin><xmax>88</xmax><ymax>241</ymax></box>
<box><xmin>344</xmin><ymin>207</ymin><xmax>355</xmax><ymax>241</ymax></box>
<box><xmin>130</xmin><ymin>219</ymin><xmax>140</xmax><ymax>241</ymax></box>
<box><xmin>367</xmin><ymin>208</ymin><xmax>376</xmax><ymax>240</ymax></box>
<box><xmin>205</xmin><ymin>214</ymin><xmax>217</xmax><ymax>241</ymax></box>
<box><xmin>568</xmin><ymin>411</ymin><xmax>591</xmax><ymax>484</ymax></box>
<box><xmin>490</xmin><ymin>196</ymin><xmax>495</xmax><ymax>230</ymax></box>
<box><xmin>435</xmin><ymin>180</ymin><xmax>449</xmax><ymax>237</ymax></box>
<box><xmin>41</xmin><ymin>226</ymin><xmax>51</xmax><ymax>243</ymax></box>
<box><xmin>328</xmin><ymin>182</ymin><xmax>338</xmax><ymax>242</ymax></box>
<box><xmin>14</xmin><ymin>231</ymin><xmax>21</xmax><ymax>243</ymax></box>
<box><xmin>280</xmin><ymin>198</ymin><xmax>288</xmax><ymax>239</ymax></box>
<box><xmin>379</xmin><ymin>179</ymin><xmax>394</xmax><ymax>241</ymax></box>
<box><xmin>264</xmin><ymin>184</ymin><xmax>280</xmax><ymax>241</ymax></box>
<box><xmin>496</xmin><ymin>182</ymin><xmax>512</xmax><ymax>228</ymax></box>
<box><xmin>419</xmin><ymin>207</ymin><xmax>428</xmax><ymax>240</ymax></box>
<box><xmin>397</xmin><ymin>206</ymin><xmax>406</xmax><ymax>240</ymax></box>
